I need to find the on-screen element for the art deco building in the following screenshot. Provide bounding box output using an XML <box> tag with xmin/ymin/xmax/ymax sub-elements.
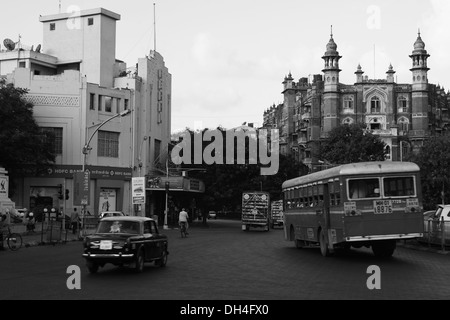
<box><xmin>0</xmin><ymin>8</ymin><xmax>172</xmax><ymax>220</ymax></box>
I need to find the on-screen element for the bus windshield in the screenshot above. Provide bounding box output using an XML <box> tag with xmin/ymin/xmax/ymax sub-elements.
<box><xmin>348</xmin><ymin>176</ymin><xmax>415</xmax><ymax>199</ymax></box>
<box><xmin>349</xmin><ymin>178</ymin><xmax>380</xmax><ymax>199</ymax></box>
<box><xmin>383</xmin><ymin>176</ymin><xmax>415</xmax><ymax>197</ymax></box>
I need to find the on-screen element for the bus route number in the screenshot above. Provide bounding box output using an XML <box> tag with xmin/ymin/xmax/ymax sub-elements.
<box><xmin>373</xmin><ymin>200</ymin><xmax>393</xmax><ymax>214</ymax></box>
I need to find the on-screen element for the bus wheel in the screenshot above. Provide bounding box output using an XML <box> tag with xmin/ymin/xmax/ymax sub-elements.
<box><xmin>372</xmin><ymin>240</ymin><xmax>396</xmax><ymax>258</ymax></box>
<box><xmin>319</xmin><ymin>229</ymin><xmax>331</xmax><ymax>257</ymax></box>
<box><xmin>295</xmin><ymin>239</ymin><xmax>304</xmax><ymax>249</ymax></box>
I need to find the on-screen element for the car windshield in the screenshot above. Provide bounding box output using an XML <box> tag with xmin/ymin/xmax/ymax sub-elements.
<box><xmin>96</xmin><ymin>220</ymin><xmax>140</xmax><ymax>234</ymax></box>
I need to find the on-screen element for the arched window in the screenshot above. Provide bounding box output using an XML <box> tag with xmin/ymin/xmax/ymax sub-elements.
<box><xmin>371</xmin><ymin>96</ymin><xmax>381</xmax><ymax>113</ymax></box>
<box><xmin>342</xmin><ymin>117</ymin><xmax>353</xmax><ymax>125</ymax></box>
<box><xmin>385</xmin><ymin>145</ymin><xmax>391</xmax><ymax>160</ymax></box>
<box><xmin>343</xmin><ymin>96</ymin><xmax>354</xmax><ymax>113</ymax></box>
<box><xmin>398</xmin><ymin>117</ymin><xmax>409</xmax><ymax>133</ymax></box>
<box><xmin>398</xmin><ymin>96</ymin><xmax>408</xmax><ymax>113</ymax></box>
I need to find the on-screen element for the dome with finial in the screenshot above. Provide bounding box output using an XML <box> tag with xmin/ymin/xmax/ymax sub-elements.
<box><xmin>324</xmin><ymin>25</ymin><xmax>338</xmax><ymax>54</ymax></box>
<box><xmin>326</xmin><ymin>36</ymin><xmax>337</xmax><ymax>52</ymax></box>
<box><xmin>413</xmin><ymin>30</ymin><xmax>427</xmax><ymax>54</ymax></box>
<box><xmin>386</xmin><ymin>63</ymin><xmax>395</xmax><ymax>74</ymax></box>
<box><xmin>355</xmin><ymin>63</ymin><xmax>364</xmax><ymax>74</ymax></box>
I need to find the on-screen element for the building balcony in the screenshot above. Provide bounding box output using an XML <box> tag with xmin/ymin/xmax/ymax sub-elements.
<box><xmin>370</xmin><ymin>129</ymin><xmax>394</xmax><ymax>136</ymax></box>
<box><xmin>408</xmin><ymin>130</ymin><xmax>429</xmax><ymax>137</ymax></box>
<box><xmin>298</xmin><ymin>137</ymin><xmax>308</xmax><ymax>144</ymax></box>
<box><xmin>295</xmin><ymin>122</ymin><xmax>309</xmax><ymax>132</ymax></box>
<box><xmin>301</xmin><ymin>113</ymin><xmax>311</xmax><ymax>120</ymax></box>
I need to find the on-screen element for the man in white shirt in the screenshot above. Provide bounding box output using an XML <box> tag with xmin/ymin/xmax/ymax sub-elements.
<box><xmin>178</xmin><ymin>208</ymin><xmax>189</xmax><ymax>234</ymax></box>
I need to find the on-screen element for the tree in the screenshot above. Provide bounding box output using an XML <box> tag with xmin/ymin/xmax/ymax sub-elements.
<box><xmin>409</xmin><ymin>134</ymin><xmax>450</xmax><ymax>210</ymax></box>
<box><xmin>319</xmin><ymin>123</ymin><xmax>387</xmax><ymax>164</ymax></box>
<box><xmin>177</xmin><ymin>127</ymin><xmax>308</xmax><ymax>222</ymax></box>
<box><xmin>0</xmin><ymin>79</ymin><xmax>55</xmax><ymax>197</ymax></box>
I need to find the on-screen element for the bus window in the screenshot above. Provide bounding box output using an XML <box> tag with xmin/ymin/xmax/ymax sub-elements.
<box><xmin>348</xmin><ymin>178</ymin><xmax>380</xmax><ymax>199</ymax></box>
<box><xmin>383</xmin><ymin>177</ymin><xmax>415</xmax><ymax>197</ymax></box>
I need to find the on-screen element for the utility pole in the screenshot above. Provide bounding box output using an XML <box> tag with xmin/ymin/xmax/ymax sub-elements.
<box><xmin>164</xmin><ymin>156</ymin><xmax>169</xmax><ymax>230</ymax></box>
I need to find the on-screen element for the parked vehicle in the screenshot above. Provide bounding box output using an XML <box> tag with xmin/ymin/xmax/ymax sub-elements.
<box><xmin>241</xmin><ymin>191</ymin><xmax>270</xmax><ymax>232</ymax></box>
<box><xmin>208</xmin><ymin>211</ymin><xmax>217</xmax><ymax>219</ymax></box>
<box><xmin>422</xmin><ymin>205</ymin><xmax>450</xmax><ymax>244</ymax></box>
<box><xmin>82</xmin><ymin>216</ymin><xmax>168</xmax><ymax>273</ymax></box>
<box><xmin>99</xmin><ymin>211</ymin><xmax>125</xmax><ymax>219</ymax></box>
<box><xmin>270</xmin><ymin>200</ymin><xmax>284</xmax><ymax>229</ymax></box>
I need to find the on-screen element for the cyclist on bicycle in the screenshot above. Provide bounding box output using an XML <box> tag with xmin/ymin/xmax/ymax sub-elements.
<box><xmin>178</xmin><ymin>208</ymin><xmax>189</xmax><ymax>235</ymax></box>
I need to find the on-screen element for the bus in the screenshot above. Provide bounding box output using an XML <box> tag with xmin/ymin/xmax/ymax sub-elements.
<box><xmin>282</xmin><ymin>161</ymin><xmax>424</xmax><ymax>257</ymax></box>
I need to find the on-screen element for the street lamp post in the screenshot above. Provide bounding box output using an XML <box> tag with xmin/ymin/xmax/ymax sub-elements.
<box><xmin>164</xmin><ymin>157</ymin><xmax>169</xmax><ymax>230</ymax></box>
<box><xmin>400</xmin><ymin>140</ymin><xmax>403</xmax><ymax>162</ymax></box>
<box><xmin>81</xmin><ymin>109</ymin><xmax>132</xmax><ymax>235</ymax></box>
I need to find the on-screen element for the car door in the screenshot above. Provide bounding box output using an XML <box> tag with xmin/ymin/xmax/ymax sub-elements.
<box><xmin>150</xmin><ymin>220</ymin><xmax>164</xmax><ymax>257</ymax></box>
<box><xmin>143</xmin><ymin>221</ymin><xmax>155</xmax><ymax>260</ymax></box>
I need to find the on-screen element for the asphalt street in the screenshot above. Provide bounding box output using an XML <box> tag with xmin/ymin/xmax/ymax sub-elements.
<box><xmin>1</xmin><ymin>218</ymin><xmax>449</xmax><ymax>301</ymax></box>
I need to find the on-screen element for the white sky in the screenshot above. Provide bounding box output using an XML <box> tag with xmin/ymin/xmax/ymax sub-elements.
<box><xmin>3</xmin><ymin>0</ymin><xmax>450</xmax><ymax>132</ymax></box>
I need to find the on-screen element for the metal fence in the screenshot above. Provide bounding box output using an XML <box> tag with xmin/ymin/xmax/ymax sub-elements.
<box><xmin>80</xmin><ymin>217</ymin><xmax>100</xmax><ymax>237</ymax></box>
<box><xmin>420</xmin><ymin>218</ymin><xmax>449</xmax><ymax>252</ymax></box>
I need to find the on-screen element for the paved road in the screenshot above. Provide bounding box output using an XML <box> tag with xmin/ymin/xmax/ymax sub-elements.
<box><xmin>1</xmin><ymin>218</ymin><xmax>449</xmax><ymax>301</ymax></box>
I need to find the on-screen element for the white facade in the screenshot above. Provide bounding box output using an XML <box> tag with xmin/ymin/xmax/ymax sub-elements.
<box><xmin>0</xmin><ymin>7</ymin><xmax>172</xmax><ymax>218</ymax></box>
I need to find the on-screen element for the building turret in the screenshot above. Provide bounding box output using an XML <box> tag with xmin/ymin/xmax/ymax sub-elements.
<box><xmin>322</xmin><ymin>26</ymin><xmax>342</xmax><ymax>92</ymax></box>
<box><xmin>409</xmin><ymin>30</ymin><xmax>430</xmax><ymax>135</ymax></box>
<box><xmin>322</xmin><ymin>26</ymin><xmax>341</xmax><ymax>133</ymax></box>
<box><xmin>386</xmin><ymin>63</ymin><xmax>396</xmax><ymax>82</ymax></box>
<box><xmin>355</xmin><ymin>64</ymin><xmax>364</xmax><ymax>83</ymax></box>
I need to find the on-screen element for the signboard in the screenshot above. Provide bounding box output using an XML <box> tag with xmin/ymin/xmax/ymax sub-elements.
<box><xmin>132</xmin><ymin>177</ymin><xmax>146</xmax><ymax>205</ymax></box>
<box><xmin>0</xmin><ymin>175</ymin><xmax>8</xmax><ymax>200</ymax></box>
<box><xmin>147</xmin><ymin>176</ymin><xmax>205</xmax><ymax>193</ymax></box>
<box><xmin>99</xmin><ymin>189</ymin><xmax>117</xmax><ymax>212</ymax></box>
<box><xmin>73</xmin><ymin>171</ymin><xmax>90</xmax><ymax>206</ymax></box>
<box><xmin>19</xmin><ymin>165</ymin><xmax>132</xmax><ymax>180</ymax></box>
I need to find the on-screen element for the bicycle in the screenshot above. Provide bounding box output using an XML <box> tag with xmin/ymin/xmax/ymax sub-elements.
<box><xmin>1</xmin><ymin>226</ymin><xmax>23</xmax><ymax>251</ymax></box>
<box><xmin>180</xmin><ymin>222</ymin><xmax>188</xmax><ymax>238</ymax></box>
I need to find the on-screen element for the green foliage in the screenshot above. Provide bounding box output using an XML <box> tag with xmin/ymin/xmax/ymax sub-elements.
<box><xmin>178</xmin><ymin>127</ymin><xmax>308</xmax><ymax>214</ymax></box>
<box><xmin>319</xmin><ymin>123</ymin><xmax>387</xmax><ymax>164</ymax></box>
<box><xmin>409</xmin><ymin>134</ymin><xmax>450</xmax><ymax>210</ymax></box>
<box><xmin>0</xmin><ymin>79</ymin><xmax>55</xmax><ymax>196</ymax></box>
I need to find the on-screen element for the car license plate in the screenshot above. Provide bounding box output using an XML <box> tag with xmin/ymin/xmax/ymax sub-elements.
<box><xmin>100</xmin><ymin>240</ymin><xmax>113</xmax><ymax>250</ymax></box>
<box><xmin>373</xmin><ymin>200</ymin><xmax>393</xmax><ymax>214</ymax></box>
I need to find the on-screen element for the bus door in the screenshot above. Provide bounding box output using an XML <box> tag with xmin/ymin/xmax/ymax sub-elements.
<box><xmin>322</xmin><ymin>183</ymin><xmax>334</xmax><ymax>249</ymax></box>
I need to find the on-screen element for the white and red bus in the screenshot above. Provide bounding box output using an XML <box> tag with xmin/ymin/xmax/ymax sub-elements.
<box><xmin>282</xmin><ymin>161</ymin><xmax>424</xmax><ymax>257</ymax></box>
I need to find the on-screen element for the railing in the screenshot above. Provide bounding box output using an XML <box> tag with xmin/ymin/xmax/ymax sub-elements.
<box><xmin>420</xmin><ymin>217</ymin><xmax>449</xmax><ymax>252</ymax></box>
<box><xmin>81</xmin><ymin>217</ymin><xmax>100</xmax><ymax>237</ymax></box>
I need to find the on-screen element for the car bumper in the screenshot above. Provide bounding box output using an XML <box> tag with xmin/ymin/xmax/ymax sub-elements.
<box><xmin>82</xmin><ymin>252</ymin><xmax>136</xmax><ymax>264</ymax></box>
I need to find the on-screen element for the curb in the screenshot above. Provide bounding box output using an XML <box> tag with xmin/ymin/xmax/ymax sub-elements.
<box><xmin>22</xmin><ymin>238</ymin><xmax>82</xmax><ymax>248</ymax></box>
<box><xmin>397</xmin><ymin>242</ymin><xmax>449</xmax><ymax>255</ymax></box>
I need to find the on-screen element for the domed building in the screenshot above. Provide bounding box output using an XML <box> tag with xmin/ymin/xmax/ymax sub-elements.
<box><xmin>263</xmin><ymin>30</ymin><xmax>450</xmax><ymax>172</ymax></box>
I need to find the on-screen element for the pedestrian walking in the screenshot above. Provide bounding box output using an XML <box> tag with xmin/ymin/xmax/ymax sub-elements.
<box><xmin>70</xmin><ymin>208</ymin><xmax>79</xmax><ymax>234</ymax></box>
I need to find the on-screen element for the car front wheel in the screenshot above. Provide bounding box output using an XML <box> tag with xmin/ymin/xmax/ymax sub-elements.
<box><xmin>155</xmin><ymin>247</ymin><xmax>168</xmax><ymax>267</ymax></box>
<box><xmin>86</xmin><ymin>261</ymin><xmax>99</xmax><ymax>274</ymax></box>
<box><xmin>135</xmin><ymin>249</ymin><xmax>145</xmax><ymax>273</ymax></box>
